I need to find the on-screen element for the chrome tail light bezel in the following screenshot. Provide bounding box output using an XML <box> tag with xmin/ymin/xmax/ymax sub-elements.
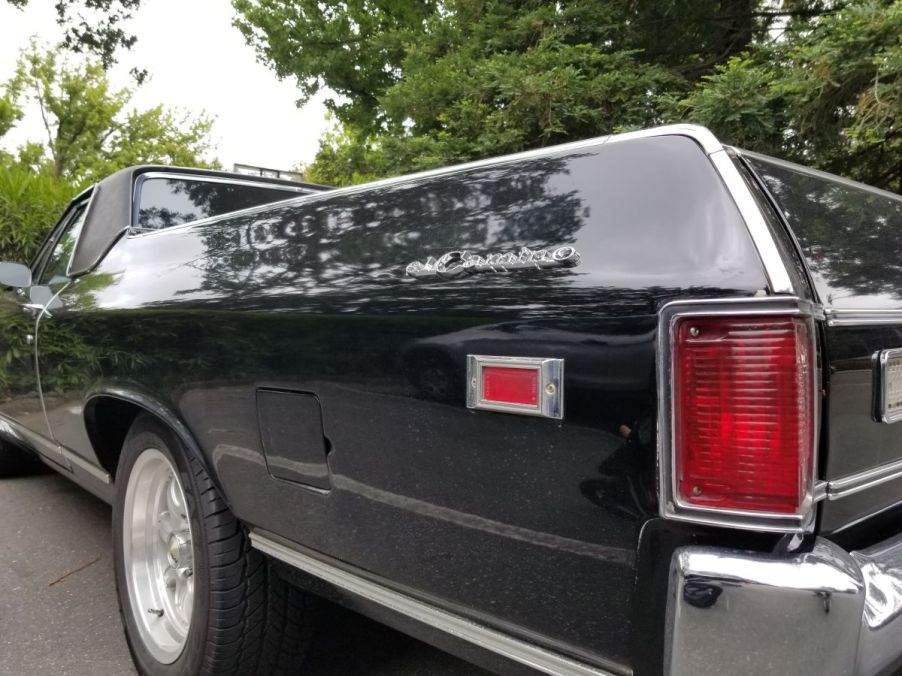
<box><xmin>657</xmin><ymin>296</ymin><xmax>824</xmax><ymax>534</ymax></box>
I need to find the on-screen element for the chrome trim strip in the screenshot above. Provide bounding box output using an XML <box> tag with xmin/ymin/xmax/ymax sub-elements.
<box><xmin>58</xmin><ymin>189</ymin><xmax>96</xmax><ymax>279</ymax></box>
<box><xmin>249</xmin><ymin>531</ymin><xmax>621</xmax><ymax>676</ymax></box>
<box><xmin>120</xmin><ymin>122</ymin><xmax>797</xmax><ymax>298</ymax></box>
<box><xmin>62</xmin><ymin>447</ymin><xmax>111</xmax><ymax>483</ymax></box>
<box><xmin>128</xmin><ymin>171</ymin><xmax>320</xmax><ymax>237</ymax></box>
<box><xmin>826</xmin><ymin>459</ymin><xmax>902</xmax><ymax>500</ymax></box>
<box><xmin>707</xmin><ymin>150</ymin><xmax>794</xmax><ymax>294</ymax></box>
<box><xmin>825</xmin><ymin>308</ymin><xmax>902</xmax><ymax>327</ymax></box>
<box><xmin>656</xmin><ymin>296</ymin><xmax>821</xmax><ymax>533</ymax></box>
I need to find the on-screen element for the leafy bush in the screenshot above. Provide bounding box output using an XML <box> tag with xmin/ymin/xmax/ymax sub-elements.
<box><xmin>0</xmin><ymin>164</ymin><xmax>78</xmax><ymax>263</ymax></box>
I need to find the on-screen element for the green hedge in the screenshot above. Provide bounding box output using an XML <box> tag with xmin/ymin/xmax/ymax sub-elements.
<box><xmin>0</xmin><ymin>165</ymin><xmax>78</xmax><ymax>264</ymax></box>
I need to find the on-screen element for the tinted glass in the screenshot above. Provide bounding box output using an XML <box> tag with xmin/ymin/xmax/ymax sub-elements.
<box><xmin>748</xmin><ymin>155</ymin><xmax>902</xmax><ymax>308</ymax></box>
<box><xmin>135</xmin><ymin>178</ymin><xmax>300</xmax><ymax>231</ymax></box>
<box><xmin>39</xmin><ymin>205</ymin><xmax>87</xmax><ymax>286</ymax></box>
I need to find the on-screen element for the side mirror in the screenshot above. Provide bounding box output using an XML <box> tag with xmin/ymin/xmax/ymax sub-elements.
<box><xmin>0</xmin><ymin>262</ymin><xmax>32</xmax><ymax>288</ymax></box>
<box><xmin>28</xmin><ymin>285</ymin><xmax>63</xmax><ymax>312</ymax></box>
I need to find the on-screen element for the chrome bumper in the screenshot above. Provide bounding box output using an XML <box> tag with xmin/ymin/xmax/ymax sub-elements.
<box><xmin>665</xmin><ymin>534</ymin><xmax>902</xmax><ymax>676</ymax></box>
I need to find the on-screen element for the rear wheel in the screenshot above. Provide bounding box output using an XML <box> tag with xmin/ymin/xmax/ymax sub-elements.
<box><xmin>113</xmin><ymin>414</ymin><xmax>314</xmax><ymax>676</ymax></box>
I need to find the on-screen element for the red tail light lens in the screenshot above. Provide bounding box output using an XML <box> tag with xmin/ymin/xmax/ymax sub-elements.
<box><xmin>673</xmin><ymin>315</ymin><xmax>814</xmax><ymax>514</ymax></box>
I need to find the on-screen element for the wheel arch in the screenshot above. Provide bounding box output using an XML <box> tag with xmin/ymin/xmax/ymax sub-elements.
<box><xmin>83</xmin><ymin>387</ymin><xmax>219</xmax><ymax>494</ymax></box>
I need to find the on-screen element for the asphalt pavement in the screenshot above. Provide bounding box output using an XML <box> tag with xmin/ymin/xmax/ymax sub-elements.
<box><xmin>0</xmin><ymin>470</ymin><xmax>489</xmax><ymax>676</ymax></box>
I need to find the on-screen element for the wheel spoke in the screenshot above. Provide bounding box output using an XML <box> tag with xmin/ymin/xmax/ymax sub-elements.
<box><xmin>157</xmin><ymin>510</ymin><xmax>177</xmax><ymax>543</ymax></box>
<box><xmin>166</xmin><ymin>475</ymin><xmax>185</xmax><ymax>519</ymax></box>
<box><xmin>124</xmin><ymin>448</ymin><xmax>195</xmax><ymax>664</ymax></box>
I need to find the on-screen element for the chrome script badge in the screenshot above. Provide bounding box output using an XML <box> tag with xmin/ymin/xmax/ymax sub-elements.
<box><xmin>406</xmin><ymin>246</ymin><xmax>581</xmax><ymax>279</ymax></box>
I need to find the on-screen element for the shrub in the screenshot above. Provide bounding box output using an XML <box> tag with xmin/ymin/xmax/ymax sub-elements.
<box><xmin>0</xmin><ymin>164</ymin><xmax>78</xmax><ymax>263</ymax></box>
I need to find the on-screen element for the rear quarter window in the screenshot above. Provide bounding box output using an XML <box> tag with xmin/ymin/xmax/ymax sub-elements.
<box><xmin>134</xmin><ymin>177</ymin><xmax>302</xmax><ymax>232</ymax></box>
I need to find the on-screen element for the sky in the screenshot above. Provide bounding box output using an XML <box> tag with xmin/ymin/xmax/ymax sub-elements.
<box><xmin>0</xmin><ymin>0</ymin><xmax>330</xmax><ymax>171</ymax></box>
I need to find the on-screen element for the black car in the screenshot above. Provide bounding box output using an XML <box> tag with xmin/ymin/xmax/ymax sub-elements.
<box><xmin>0</xmin><ymin>125</ymin><xmax>901</xmax><ymax>676</ymax></box>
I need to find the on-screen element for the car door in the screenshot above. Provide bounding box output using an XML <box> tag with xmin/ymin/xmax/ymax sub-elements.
<box><xmin>0</xmin><ymin>200</ymin><xmax>87</xmax><ymax>465</ymax></box>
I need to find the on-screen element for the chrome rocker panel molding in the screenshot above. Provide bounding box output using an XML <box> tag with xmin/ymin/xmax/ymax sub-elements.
<box><xmin>656</xmin><ymin>296</ymin><xmax>822</xmax><ymax>534</ymax></box>
<box><xmin>667</xmin><ymin>534</ymin><xmax>902</xmax><ymax>676</ymax></box>
<box><xmin>249</xmin><ymin>530</ymin><xmax>620</xmax><ymax>676</ymax></box>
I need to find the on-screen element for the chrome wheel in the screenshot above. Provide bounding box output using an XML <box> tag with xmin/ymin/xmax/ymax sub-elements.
<box><xmin>123</xmin><ymin>448</ymin><xmax>194</xmax><ymax>664</ymax></box>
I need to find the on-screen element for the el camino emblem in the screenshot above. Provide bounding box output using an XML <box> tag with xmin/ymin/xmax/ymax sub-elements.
<box><xmin>406</xmin><ymin>246</ymin><xmax>580</xmax><ymax>279</ymax></box>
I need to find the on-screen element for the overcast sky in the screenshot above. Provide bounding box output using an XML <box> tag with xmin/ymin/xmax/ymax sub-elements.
<box><xmin>0</xmin><ymin>0</ymin><xmax>329</xmax><ymax>171</ymax></box>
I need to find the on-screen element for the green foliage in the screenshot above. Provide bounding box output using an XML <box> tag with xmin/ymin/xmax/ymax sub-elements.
<box><xmin>6</xmin><ymin>44</ymin><xmax>218</xmax><ymax>183</ymax></box>
<box><xmin>686</xmin><ymin>1</ymin><xmax>902</xmax><ymax>192</ymax></box>
<box><xmin>5</xmin><ymin>0</ymin><xmax>143</xmax><ymax>72</ymax></box>
<box><xmin>0</xmin><ymin>165</ymin><xmax>78</xmax><ymax>263</ymax></box>
<box><xmin>236</xmin><ymin>0</ymin><xmax>900</xmax><ymax>192</ymax></box>
<box><xmin>235</xmin><ymin>0</ymin><xmax>843</xmax><ymax>185</ymax></box>
<box><xmin>0</xmin><ymin>45</ymin><xmax>219</xmax><ymax>267</ymax></box>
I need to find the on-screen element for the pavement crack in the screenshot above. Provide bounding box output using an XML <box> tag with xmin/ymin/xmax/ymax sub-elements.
<box><xmin>47</xmin><ymin>555</ymin><xmax>102</xmax><ymax>587</ymax></box>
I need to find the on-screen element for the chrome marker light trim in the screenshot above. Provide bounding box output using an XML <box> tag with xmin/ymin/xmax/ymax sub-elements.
<box><xmin>407</xmin><ymin>246</ymin><xmax>581</xmax><ymax>279</ymax></box>
<box><xmin>466</xmin><ymin>355</ymin><xmax>564</xmax><ymax>419</ymax></box>
<box><xmin>249</xmin><ymin>531</ymin><xmax>619</xmax><ymax>676</ymax></box>
<box><xmin>657</xmin><ymin>296</ymin><xmax>821</xmax><ymax>534</ymax></box>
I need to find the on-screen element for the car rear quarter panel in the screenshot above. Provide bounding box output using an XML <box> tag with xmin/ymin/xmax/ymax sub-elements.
<box><xmin>40</xmin><ymin>134</ymin><xmax>768</xmax><ymax>672</ymax></box>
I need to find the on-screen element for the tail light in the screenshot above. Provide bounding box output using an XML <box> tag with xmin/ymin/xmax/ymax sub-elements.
<box><xmin>660</xmin><ymin>301</ymin><xmax>818</xmax><ymax>532</ymax></box>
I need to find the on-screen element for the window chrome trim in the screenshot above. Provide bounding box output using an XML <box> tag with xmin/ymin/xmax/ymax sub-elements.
<box><xmin>128</xmin><ymin>171</ymin><xmax>320</xmax><ymax>237</ymax></box>
<box><xmin>29</xmin><ymin>186</ymin><xmax>94</xmax><ymax>281</ymax></box>
<box><xmin>120</xmin><ymin>124</ymin><xmax>797</xmax><ymax>298</ymax></box>
<box><xmin>707</xmin><ymin>150</ymin><xmax>794</xmax><ymax>294</ymax></box>
<box><xmin>62</xmin><ymin>192</ymin><xmax>95</xmax><ymax>279</ymax></box>
<box><xmin>249</xmin><ymin>530</ymin><xmax>621</xmax><ymax>676</ymax></box>
<box><xmin>657</xmin><ymin>296</ymin><xmax>822</xmax><ymax>533</ymax></box>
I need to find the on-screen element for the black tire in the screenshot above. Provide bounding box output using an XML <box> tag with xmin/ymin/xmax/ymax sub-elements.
<box><xmin>113</xmin><ymin>414</ymin><xmax>315</xmax><ymax>676</ymax></box>
<box><xmin>0</xmin><ymin>441</ymin><xmax>44</xmax><ymax>477</ymax></box>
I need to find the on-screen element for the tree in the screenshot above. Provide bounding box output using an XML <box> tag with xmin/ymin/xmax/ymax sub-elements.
<box><xmin>0</xmin><ymin>45</ymin><xmax>218</xmax><ymax>268</ymax></box>
<box><xmin>5</xmin><ymin>0</ymin><xmax>142</xmax><ymax>72</ymax></box>
<box><xmin>5</xmin><ymin>44</ymin><xmax>217</xmax><ymax>183</ymax></box>
<box><xmin>684</xmin><ymin>1</ymin><xmax>902</xmax><ymax>193</ymax></box>
<box><xmin>233</xmin><ymin>0</ymin><xmax>842</xmax><ymax>185</ymax></box>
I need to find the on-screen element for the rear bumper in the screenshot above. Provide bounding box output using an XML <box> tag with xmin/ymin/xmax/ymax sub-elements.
<box><xmin>665</xmin><ymin>533</ymin><xmax>902</xmax><ymax>676</ymax></box>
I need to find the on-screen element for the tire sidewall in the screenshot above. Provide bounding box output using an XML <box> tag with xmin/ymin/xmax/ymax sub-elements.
<box><xmin>112</xmin><ymin>419</ymin><xmax>209</xmax><ymax>676</ymax></box>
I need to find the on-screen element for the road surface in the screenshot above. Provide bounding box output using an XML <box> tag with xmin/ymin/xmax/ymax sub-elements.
<box><xmin>0</xmin><ymin>470</ymin><xmax>489</xmax><ymax>676</ymax></box>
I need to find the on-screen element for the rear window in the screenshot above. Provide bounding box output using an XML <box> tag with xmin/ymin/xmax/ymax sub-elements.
<box><xmin>747</xmin><ymin>155</ymin><xmax>902</xmax><ymax>307</ymax></box>
<box><xmin>134</xmin><ymin>177</ymin><xmax>302</xmax><ymax>232</ymax></box>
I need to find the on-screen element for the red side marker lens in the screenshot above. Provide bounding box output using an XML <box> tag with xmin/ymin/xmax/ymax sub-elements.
<box><xmin>482</xmin><ymin>366</ymin><xmax>539</xmax><ymax>406</ymax></box>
